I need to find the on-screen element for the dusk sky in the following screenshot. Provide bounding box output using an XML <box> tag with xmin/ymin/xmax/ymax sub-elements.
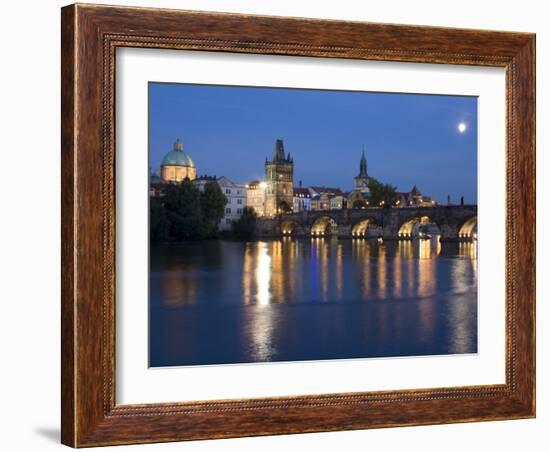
<box><xmin>149</xmin><ymin>82</ymin><xmax>478</xmax><ymax>204</ymax></box>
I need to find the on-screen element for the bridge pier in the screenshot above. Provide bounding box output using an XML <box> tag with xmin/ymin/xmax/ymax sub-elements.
<box><xmin>439</xmin><ymin>224</ymin><xmax>461</xmax><ymax>242</ymax></box>
<box><xmin>336</xmin><ymin>224</ymin><xmax>352</xmax><ymax>239</ymax></box>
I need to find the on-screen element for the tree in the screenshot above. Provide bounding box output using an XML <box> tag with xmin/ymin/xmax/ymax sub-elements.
<box><xmin>367</xmin><ymin>177</ymin><xmax>397</xmax><ymax>207</ymax></box>
<box><xmin>149</xmin><ymin>196</ymin><xmax>169</xmax><ymax>243</ymax></box>
<box><xmin>200</xmin><ymin>181</ymin><xmax>227</xmax><ymax>237</ymax></box>
<box><xmin>231</xmin><ymin>207</ymin><xmax>257</xmax><ymax>239</ymax></box>
<box><xmin>163</xmin><ymin>178</ymin><xmax>202</xmax><ymax>240</ymax></box>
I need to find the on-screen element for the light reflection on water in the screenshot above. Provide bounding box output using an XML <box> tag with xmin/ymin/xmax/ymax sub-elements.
<box><xmin>150</xmin><ymin>237</ymin><xmax>478</xmax><ymax>367</ymax></box>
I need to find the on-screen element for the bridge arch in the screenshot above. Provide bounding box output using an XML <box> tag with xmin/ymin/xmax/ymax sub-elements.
<box><xmin>351</xmin><ymin>218</ymin><xmax>381</xmax><ymax>238</ymax></box>
<box><xmin>458</xmin><ymin>216</ymin><xmax>477</xmax><ymax>240</ymax></box>
<box><xmin>280</xmin><ymin>219</ymin><xmax>297</xmax><ymax>236</ymax></box>
<box><xmin>310</xmin><ymin>215</ymin><xmax>338</xmax><ymax>237</ymax></box>
<box><xmin>398</xmin><ymin>215</ymin><xmax>440</xmax><ymax>239</ymax></box>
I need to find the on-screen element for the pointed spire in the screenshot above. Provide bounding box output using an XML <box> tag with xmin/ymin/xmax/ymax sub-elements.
<box><xmin>358</xmin><ymin>146</ymin><xmax>368</xmax><ymax>178</ymax></box>
<box><xmin>273</xmin><ymin>139</ymin><xmax>286</xmax><ymax>161</ymax></box>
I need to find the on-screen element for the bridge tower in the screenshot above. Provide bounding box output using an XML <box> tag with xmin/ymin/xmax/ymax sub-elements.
<box><xmin>265</xmin><ymin>139</ymin><xmax>294</xmax><ymax>216</ymax></box>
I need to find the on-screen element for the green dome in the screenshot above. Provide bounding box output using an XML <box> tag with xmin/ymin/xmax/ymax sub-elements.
<box><xmin>161</xmin><ymin>139</ymin><xmax>195</xmax><ymax>168</ymax></box>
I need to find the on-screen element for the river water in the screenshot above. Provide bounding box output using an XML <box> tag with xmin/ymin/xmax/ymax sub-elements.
<box><xmin>149</xmin><ymin>237</ymin><xmax>477</xmax><ymax>367</ymax></box>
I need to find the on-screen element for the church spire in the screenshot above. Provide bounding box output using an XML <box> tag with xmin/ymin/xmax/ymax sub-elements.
<box><xmin>358</xmin><ymin>146</ymin><xmax>367</xmax><ymax>178</ymax></box>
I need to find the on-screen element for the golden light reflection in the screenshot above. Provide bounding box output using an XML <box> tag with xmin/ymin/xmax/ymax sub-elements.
<box><xmin>270</xmin><ymin>240</ymin><xmax>286</xmax><ymax>303</ymax></box>
<box><xmin>311</xmin><ymin>237</ymin><xmax>330</xmax><ymax>302</ymax></box>
<box><xmin>352</xmin><ymin>239</ymin><xmax>372</xmax><ymax>298</ymax></box>
<box><xmin>257</xmin><ymin>242</ymin><xmax>272</xmax><ymax>306</ymax></box>
<box><xmin>450</xmin><ymin>258</ymin><xmax>470</xmax><ymax>295</ymax></box>
<box><xmin>417</xmin><ymin>239</ymin><xmax>437</xmax><ymax>298</ymax></box>
<box><xmin>160</xmin><ymin>258</ymin><xmax>197</xmax><ymax>306</ymax></box>
<box><xmin>416</xmin><ymin>238</ymin><xmax>438</xmax><ymax>339</ymax></box>
<box><xmin>448</xmin><ymin>256</ymin><xmax>476</xmax><ymax>354</ymax></box>
<box><xmin>459</xmin><ymin>242</ymin><xmax>477</xmax><ymax>260</ymax></box>
<box><xmin>249</xmin><ymin>306</ymin><xmax>275</xmax><ymax>361</ymax></box>
<box><xmin>242</xmin><ymin>241</ymin><xmax>272</xmax><ymax>306</ymax></box>
<box><xmin>335</xmin><ymin>242</ymin><xmax>344</xmax><ymax>298</ymax></box>
<box><xmin>377</xmin><ymin>244</ymin><xmax>387</xmax><ymax>299</ymax></box>
<box><xmin>393</xmin><ymin>246</ymin><xmax>402</xmax><ymax>299</ymax></box>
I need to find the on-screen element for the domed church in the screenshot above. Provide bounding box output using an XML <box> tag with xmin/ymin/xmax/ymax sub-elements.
<box><xmin>160</xmin><ymin>138</ymin><xmax>197</xmax><ymax>183</ymax></box>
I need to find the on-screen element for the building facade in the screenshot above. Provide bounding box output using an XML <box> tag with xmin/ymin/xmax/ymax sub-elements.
<box><xmin>160</xmin><ymin>138</ymin><xmax>197</xmax><ymax>183</ymax></box>
<box><xmin>293</xmin><ymin>187</ymin><xmax>311</xmax><ymax>212</ymax></box>
<box><xmin>246</xmin><ymin>180</ymin><xmax>267</xmax><ymax>217</ymax></box>
<box><xmin>396</xmin><ymin>185</ymin><xmax>435</xmax><ymax>207</ymax></box>
<box><xmin>309</xmin><ymin>187</ymin><xmax>345</xmax><ymax>211</ymax></box>
<box><xmin>215</xmin><ymin>176</ymin><xmax>247</xmax><ymax>231</ymax></box>
<box><xmin>264</xmin><ymin>139</ymin><xmax>294</xmax><ymax>216</ymax></box>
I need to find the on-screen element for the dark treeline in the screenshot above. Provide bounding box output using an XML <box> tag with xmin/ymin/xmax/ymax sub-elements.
<box><xmin>150</xmin><ymin>179</ymin><xmax>257</xmax><ymax>243</ymax></box>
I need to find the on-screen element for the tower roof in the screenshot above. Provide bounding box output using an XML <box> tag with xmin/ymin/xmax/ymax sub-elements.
<box><xmin>161</xmin><ymin>138</ymin><xmax>195</xmax><ymax>168</ymax></box>
<box><xmin>273</xmin><ymin>139</ymin><xmax>286</xmax><ymax>161</ymax></box>
<box><xmin>357</xmin><ymin>147</ymin><xmax>368</xmax><ymax>178</ymax></box>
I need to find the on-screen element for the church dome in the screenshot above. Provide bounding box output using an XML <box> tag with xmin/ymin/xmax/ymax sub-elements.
<box><xmin>161</xmin><ymin>138</ymin><xmax>195</xmax><ymax>168</ymax></box>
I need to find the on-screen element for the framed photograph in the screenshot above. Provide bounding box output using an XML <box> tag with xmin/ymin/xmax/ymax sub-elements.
<box><xmin>61</xmin><ymin>3</ymin><xmax>535</xmax><ymax>447</ymax></box>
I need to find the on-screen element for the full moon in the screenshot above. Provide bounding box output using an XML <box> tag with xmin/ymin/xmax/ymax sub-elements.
<box><xmin>458</xmin><ymin>122</ymin><xmax>467</xmax><ymax>133</ymax></box>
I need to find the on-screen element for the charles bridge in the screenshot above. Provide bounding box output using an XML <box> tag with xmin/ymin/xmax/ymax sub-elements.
<box><xmin>255</xmin><ymin>205</ymin><xmax>478</xmax><ymax>242</ymax></box>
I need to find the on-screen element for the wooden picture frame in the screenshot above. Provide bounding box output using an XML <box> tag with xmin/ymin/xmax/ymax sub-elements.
<box><xmin>61</xmin><ymin>3</ymin><xmax>535</xmax><ymax>447</ymax></box>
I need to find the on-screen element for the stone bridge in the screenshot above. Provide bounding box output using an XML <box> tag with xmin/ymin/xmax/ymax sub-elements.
<box><xmin>255</xmin><ymin>205</ymin><xmax>478</xmax><ymax>242</ymax></box>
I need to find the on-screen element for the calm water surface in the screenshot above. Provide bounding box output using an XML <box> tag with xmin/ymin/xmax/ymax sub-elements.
<box><xmin>150</xmin><ymin>237</ymin><xmax>477</xmax><ymax>367</ymax></box>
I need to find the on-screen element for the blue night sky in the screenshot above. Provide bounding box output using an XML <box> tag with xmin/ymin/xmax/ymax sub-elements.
<box><xmin>149</xmin><ymin>83</ymin><xmax>478</xmax><ymax>204</ymax></box>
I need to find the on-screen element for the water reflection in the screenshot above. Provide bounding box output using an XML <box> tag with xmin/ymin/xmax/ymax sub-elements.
<box><xmin>150</xmin><ymin>238</ymin><xmax>478</xmax><ymax>367</ymax></box>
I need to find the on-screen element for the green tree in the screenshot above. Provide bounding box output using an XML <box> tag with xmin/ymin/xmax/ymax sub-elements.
<box><xmin>231</xmin><ymin>207</ymin><xmax>257</xmax><ymax>239</ymax></box>
<box><xmin>200</xmin><ymin>181</ymin><xmax>227</xmax><ymax>237</ymax></box>
<box><xmin>149</xmin><ymin>196</ymin><xmax>169</xmax><ymax>243</ymax></box>
<box><xmin>367</xmin><ymin>177</ymin><xmax>397</xmax><ymax>207</ymax></box>
<box><xmin>163</xmin><ymin>178</ymin><xmax>202</xmax><ymax>240</ymax></box>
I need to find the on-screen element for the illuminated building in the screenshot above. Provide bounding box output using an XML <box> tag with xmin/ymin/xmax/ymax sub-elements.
<box><xmin>160</xmin><ymin>138</ymin><xmax>197</xmax><ymax>183</ymax></box>
<box><xmin>309</xmin><ymin>187</ymin><xmax>345</xmax><ymax>211</ymax></box>
<box><xmin>396</xmin><ymin>185</ymin><xmax>436</xmax><ymax>207</ymax></box>
<box><xmin>246</xmin><ymin>180</ymin><xmax>267</xmax><ymax>217</ymax></box>
<box><xmin>292</xmin><ymin>184</ymin><xmax>311</xmax><ymax>212</ymax></box>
